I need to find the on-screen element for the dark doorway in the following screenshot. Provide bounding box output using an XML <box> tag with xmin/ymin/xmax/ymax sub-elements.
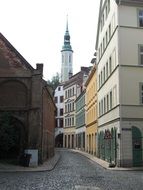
<box><xmin>0</xmin><ymin>112</ymin><xmax>25</xmax><ymax>161</ymax></box>
<box><xmin>55</xmin><ymin>133</ymin><xmax>63</xmax><ymax>147</ymax></box>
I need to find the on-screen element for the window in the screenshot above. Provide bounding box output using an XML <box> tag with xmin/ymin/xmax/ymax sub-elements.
<box><xmin>140</xmin><ymin>83</ymin><xmax>143</xmax><ymax>104</ymax></box>
<box><xmin>72</xmin><ymin>102</ymin><xmax>74</xmax><ymax>111</ymax></box>
<box><xmin>100</xmin><ymin>19</ymin><xmax>103</xmax><ymax>32</ymax></box>
<box><xmin>58</xmin><ymin>87</ymin><xmax>61</xmax><ymax>91</ymax></box>
<box><xmin>105</xmin><ymin>5</ymin><xmax>108</xmax><ymax>19</ymax></box>
<box><xmin>103</xmin><ymin>66</ymin><xmax>105</xmax><ymax>81</ymax></box>
<box><xmin>139</xmin><ymin>10</ymin><xmax>143</xmax><ymax>27</ymax></box>
<box><xmin>103</xmin><ymin>38</ymin><xmax>105</xmax><ymax>51</ymax></box>
<box><xmin>101</xmin><ymin>71</ymin><xmax>103</xmax><ymax>85</ymax></box>
<box><xmin>72</xmin><ymin>117</ymin><xmax>74</xmax><ymax>126</ymax></box>
<box><xmin>69</xmin><ymin>103</ymin><xmax>72</xmax><ymax>111</ymax></box>
<box><xmin>60</xmin><ymin>96</ymin><xmax>63</xmax><ymax>103</ymax></box>
<box><xmin>106</xmin><ymin>62</ymin><xmax>109</xmax><ymax>78</ymax></box>
<box><xmin>104</xmin><ymin>97</ymin><xmax>106</xmax><ymax>113</ymax></box>
<box><xmin>60</xmin><ymin>118</ymin><xmax>63</xmax><ymax>128</ymax></box>
<box><xmin>69</xmin><ymin>55</ymin><xmax>71</xmax><ymax>63</ymax></box>
<box><xmin>60</xmin><ymin>108</ymin><xmax>63</xmax><ymax>116</ymax></box>
<box><xmin>108</xmin><ymin>0</ymin><xmax>110</xmax><ymax>13</ymax></box>
<box><xmin>99</xmin><ymin>74</ymin><xmax>101</xmax><ymax>87</ymax></box>
<box><xmin>69</xmin><ymin>89</ymin><xmax>71</xmax><ymax>97</ymax></box>
<box><xmin>73</xmin><ymin>87</ymin><xmax>74</xmax><ymax>96</ymax></box>
<box><xmin>68</xmin><ymin>104</ymin><xmax>70</xmax><ymax>112</ymax></box>
<box><xmin>55</xmin><ymin>96</ymin><xmax>58</xmax><ymax>103</ymax></box>
<box><xmin>109</xmin><ymin>24</ymin><xmax>111</xmax><ymax>39</ymax></box>
<box><xmin>65</xmin><ymin>105</ymin><xmax>67</xmax><ymax>113</ymax></box>
<box><xmin>65</xmin><ymin>119</ymin><xmax>67</xmax><ymax>127</ymax></box>
<box><xmin>107</xmin><ymin>94</ymin><xmax>109</xmax><ymax>111</ymax></box>
<box><xmin>99</xmin><ymin>102</ymin><xmax>101</xmax><ymax>116</ymax></box>
<box><xmin>102</xmin><ymin>13</ymin><xmax>105</xmax><ymax>27</ymax></box>
<box><xmin>139</xmin><ymin>45</ymin><xmax>143</xmax><ymax>65</ymax></box>
<box><xmin>106</xmin><ymin>31</ymin><xmax>108</xmax><ymax>45</ymax></box>
<box><xmin>109</xmin><ymin>56</ymin><xmax>112</xmax><ymax>74</ymax></box>
<box><xmin>110</xmin><ymin>91</ymin><xmax>113</xmax><ymax>109</ymax></box>
<box><xmin>65</xmin><ymin>91</ymin><xmax>67</xmax><ymax>99</ymax></box>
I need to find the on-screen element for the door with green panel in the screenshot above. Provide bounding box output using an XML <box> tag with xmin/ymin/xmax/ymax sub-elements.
<box><xmin>132</xmin><ymin>126</ymin><xmax>142</xmax><ymax>167</ymax></box>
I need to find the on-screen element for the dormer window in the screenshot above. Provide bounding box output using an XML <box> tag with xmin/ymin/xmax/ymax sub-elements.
<box><xmin>139</xmin><ymin>10</ymin><xmax>143</xmax><ymax>27</ymax></box>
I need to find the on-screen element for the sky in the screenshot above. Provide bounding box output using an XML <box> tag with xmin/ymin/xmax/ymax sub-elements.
<box><xmin>0</xmin><ymin>0</ymin><xmax>100</xmax><ymax>80</ymax></box>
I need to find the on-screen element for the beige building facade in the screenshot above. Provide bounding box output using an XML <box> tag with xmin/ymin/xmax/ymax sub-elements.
<box><xmin>85</xmin><ymin>65</ymin><xmax>97</xmax><ymax>156</ymax></box>
<box><xmin>96</xmin><ymin>0</ymin><xmax>143</xmax><ymax>167</ymax></box>
<box><xmin>63</xmin><ymin>67</ymin><xmax>91</xmax><ymax>149</ymax></box>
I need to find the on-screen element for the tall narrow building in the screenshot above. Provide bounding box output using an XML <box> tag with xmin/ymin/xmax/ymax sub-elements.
<box><xmin>61</xmin><ymin>19</ymin><xmax>73</xmax><ymax>82</ymax></box>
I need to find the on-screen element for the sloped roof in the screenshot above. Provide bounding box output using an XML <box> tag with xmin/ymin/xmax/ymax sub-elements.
<box><xmin>64</xmin><ymin>67</ymin><xmax>91</xmax><ymax>89</ymax></box>
<box><xmin>0</xmin><ymin>33</ymin><xmax>34</xmax><ymax>71</ymax></box>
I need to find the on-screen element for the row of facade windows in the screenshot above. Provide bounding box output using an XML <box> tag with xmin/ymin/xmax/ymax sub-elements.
<box><xmin>100</xmin><ymin>0</ymin><xmax>110</xmax><ymax>32</ymax></box>
<box><xmin>76</xmin><ymin>95</ymin><xmax>85</xmax><ymax>112</ymax></box>
<box><xmin>65</xmin><ymin>117</ymin><xmax>74</xmax><ymax>127</ymax></box>
<box><xmin>99</xmin><ymin>9</ymin><xmax>143</xmax><ymax>62</ymax></box>
<box><xmin>56</xmin><ymin>118</ymin><xmax>63</xmax><ymax>128</ymax></box>
<box><xmin>98</xmin><ymin>14</ymin><xmax>115</xmax><ymax>60</ymax></box>
<box><xmin>65</xmin><ymin>87</ymin><xmax>75</xmax><ymax>99</ymax></box>
<box><xmin>99</xmin><ymin>85</ymin><xmax>117</xmax><ymax>117</ymax></box>
<box><xmin>65</xmin><ymin>102</ymin><xmax>74</xmax><ymax>113</ymax></box>
<box><xmin>55</xmin><ymin>96</ymin><xmax>63</xmax><ymax>103</ymax></box>
<box><xmin>98</xmin><ymin>48</ymin><xmax>116</xmax><ymax>88</ymax></box>
<box><xmin>87</xmin><ymin>106</ymin><xmax>96</xmax><ymax>123</ymax></box>
<box><xmin>76</xmin><ymin>111</ymin><xmax>85</xmax><ymax>127</ymax></box>
<box><xmin>86</xmin><ymin>82</ymin><xmax>96</xmax><ymax>104</ymax></box>
<box><xmin>55</xmin><ymin>108</ymin><xmax>63</xmax><ymax>116</ymax></box>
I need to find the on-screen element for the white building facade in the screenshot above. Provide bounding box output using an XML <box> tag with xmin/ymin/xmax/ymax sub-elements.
<box><xmin>96</xmin><ymin>0</ymin><xmax>143</xmax><ymax>167</ymax></box>
<box><xmin>54</xmin><ymin>84</ymin><xmax>64</xmax><ymax>147</ymax></box>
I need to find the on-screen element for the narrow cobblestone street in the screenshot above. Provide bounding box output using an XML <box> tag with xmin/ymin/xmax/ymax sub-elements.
<box><xmin>0</xmin><ymin>149</ymin><xmax>143</xmax><ymax>190</ymax></box>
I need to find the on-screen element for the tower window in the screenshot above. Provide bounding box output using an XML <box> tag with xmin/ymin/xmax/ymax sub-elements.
<box><xmin>69</xmin><ymin>55</ymin><xmax>71</xmax><ymax>63</ymax></box>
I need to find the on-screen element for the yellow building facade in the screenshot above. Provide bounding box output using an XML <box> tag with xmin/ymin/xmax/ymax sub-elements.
<box><xmin>85</xmin><ymin>64</ymin><xmax>97</xmax><ymax>155</ymax></box>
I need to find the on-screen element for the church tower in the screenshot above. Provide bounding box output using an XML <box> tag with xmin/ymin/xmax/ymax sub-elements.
<box><xmin>61</xmin><ymin>18</ymin><xmax>73</xmax><ymax>82</ymax></box>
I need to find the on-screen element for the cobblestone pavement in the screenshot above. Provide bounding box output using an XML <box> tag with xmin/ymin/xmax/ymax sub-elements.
<box><xmin>0</xmin><ymin>149</ymin><xmax>143</xmax><ymax>190</ymax></box>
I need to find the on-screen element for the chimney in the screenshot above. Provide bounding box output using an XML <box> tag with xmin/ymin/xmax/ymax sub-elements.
<box><xmin>36</xmin><ymin>63</ymin><xmax>43</xmax><ymax>74</ymax></box>
<box><xmin>69</xmin><ymin>71</ymin><xmax>73</xmax><ymax>79</ymax></box>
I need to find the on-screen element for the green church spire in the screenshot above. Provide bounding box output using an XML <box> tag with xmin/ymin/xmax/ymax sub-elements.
<box><xmin>61</xmin><ymin>16</ymin><xmax>73</xmax><ymax>52</ymax></box>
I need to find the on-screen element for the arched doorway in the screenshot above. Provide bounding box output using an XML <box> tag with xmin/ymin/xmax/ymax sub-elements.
<box><xmin>132</xmin><ymin>126</ymin><xmax>142</xmax><ymax>166</ymax></box>
<box><xmin>55</xmin><ymin>133</ymin><xmax>63</xmax><ymax>147</ymax></box>
<box><xmin>0</xmin><ymin>112</ymin><xmax>25</xmax><ymax>161</ymax></box>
